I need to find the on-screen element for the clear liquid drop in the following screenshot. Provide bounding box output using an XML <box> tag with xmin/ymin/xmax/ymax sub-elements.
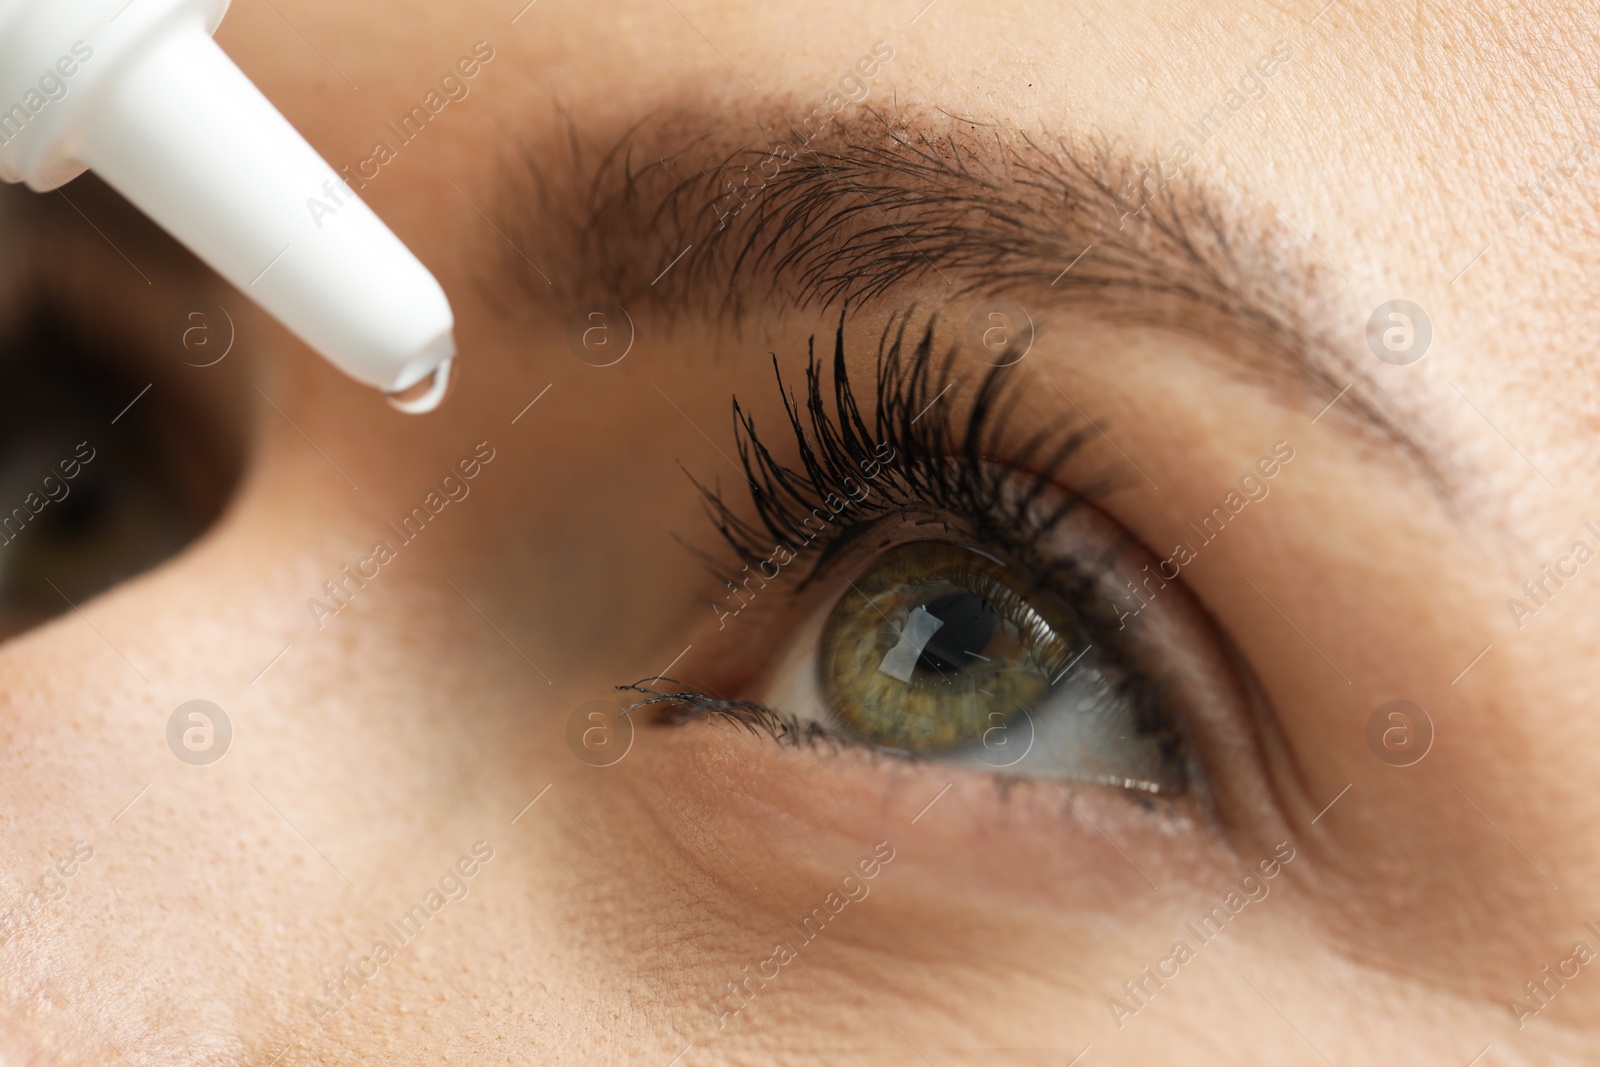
<box><xmin>385</xmin><ymin>356</ymin><xmax>454</xmax><ymax>414</ymax></box>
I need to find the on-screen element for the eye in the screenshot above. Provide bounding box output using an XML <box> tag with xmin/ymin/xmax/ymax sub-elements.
<box><xmin>810</xmin><ymin>536</ymin><xmax>1186</xmax><ymax>790</ymax></box>
<box><xmin>756</xmin><ymin>484</ymin><xmax>1236</xmax><ymax>794</ymax></box>
<box><xmin>646</xmin><ymin>312</ymin><xmax>1271</xmax><ymax>821</ymax></box>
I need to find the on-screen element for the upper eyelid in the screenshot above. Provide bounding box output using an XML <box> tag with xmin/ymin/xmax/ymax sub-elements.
<box><xmin>690</xmin><ymin>310</ymin><xmax>1110</xmax><ymax>587</ymax></box>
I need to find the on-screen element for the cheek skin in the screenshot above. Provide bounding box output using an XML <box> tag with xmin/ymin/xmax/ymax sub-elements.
<box><xmin>566</xmin><ymin>720</ymin><xmax>1380</xmax><ymax>1056</ymax></box>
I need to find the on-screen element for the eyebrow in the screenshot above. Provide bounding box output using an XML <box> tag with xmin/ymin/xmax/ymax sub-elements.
<box><xmin>491</xmin><ymin>105</ymin><xmax>1446</xmax><ymax>494</ymax></box>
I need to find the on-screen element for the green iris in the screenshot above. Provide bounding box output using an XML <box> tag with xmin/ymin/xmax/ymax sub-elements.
<box><xmin>819</xmin><ymin>541</ymin><xmax>1082</xmax><ymax>753</ymax></box>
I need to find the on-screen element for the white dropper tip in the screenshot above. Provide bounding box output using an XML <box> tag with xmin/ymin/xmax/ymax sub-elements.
<box><xmin>385</xmin><ymin>355</ymin><xmax>454</xmax><ymax>414</ymax></box>
<box><xmin>0</xmin><ymin>0</ymin><xmax>456</xmax><ymax>413</ymax></box>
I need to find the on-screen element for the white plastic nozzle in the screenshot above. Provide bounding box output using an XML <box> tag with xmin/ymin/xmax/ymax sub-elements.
<box><xmin>0</xmin><ymin>0</ymin><xmax>456</xmax><ymax>412</ymax></box>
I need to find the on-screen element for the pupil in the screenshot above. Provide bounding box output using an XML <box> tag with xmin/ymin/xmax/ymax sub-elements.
<box><xmin>914</xmin><ymin>591</ymin><xmax>997</xmax><ymax>677</ymax></box>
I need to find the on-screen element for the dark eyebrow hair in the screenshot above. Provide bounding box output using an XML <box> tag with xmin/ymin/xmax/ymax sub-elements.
<box><xmin>489</xmin><ymin>104</ymin><xmax>1446</xmax><ymax>494</ymax></box>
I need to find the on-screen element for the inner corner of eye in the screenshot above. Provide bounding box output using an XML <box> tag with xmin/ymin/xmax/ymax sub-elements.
<box><xmin>808</xmin><ymin>539</ymin><xmax>1188</xmax><ymax>794</ymax></box>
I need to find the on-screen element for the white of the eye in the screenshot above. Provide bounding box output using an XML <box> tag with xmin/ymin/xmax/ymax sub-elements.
<box><xmin>876</xmin><ymin>605</ymin><xmax>945</xmax><ymax>683</ymax></box>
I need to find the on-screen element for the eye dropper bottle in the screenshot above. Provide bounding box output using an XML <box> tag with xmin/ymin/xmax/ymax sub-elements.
<box><xmin>0</xmin><ymin>0</ymin><xmax>456</xmax><ymax>413</ymax></box>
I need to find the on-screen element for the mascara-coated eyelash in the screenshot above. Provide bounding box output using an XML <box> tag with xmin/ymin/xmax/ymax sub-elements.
<box><xmin>683</xmin><ymin>308</ymin><xmax>1126</xmax><ymax>603</ymax></box>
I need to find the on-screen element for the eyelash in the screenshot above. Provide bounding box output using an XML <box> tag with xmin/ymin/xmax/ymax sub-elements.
<box><xmin>622</xmin><ymin>309</ymin><xmax>1168</xmax><ymax>758</ymax></box>
<box><xmin>687</xmin><ymin>308</ymin><xmax>1118</xmax><ymax>596</ymax></box>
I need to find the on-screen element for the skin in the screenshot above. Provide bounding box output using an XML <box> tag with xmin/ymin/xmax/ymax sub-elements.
<box><xmin>2</xmin><ymin>0</ymin><xmax>1599</xmax><ymax>1063</ymax></box>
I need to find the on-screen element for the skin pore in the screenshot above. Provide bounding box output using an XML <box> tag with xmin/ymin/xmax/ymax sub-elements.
<box><xmin>2</xmin><ymin>0</ymin><xmax>1600</xmax><ymax>1063</ymax></box>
